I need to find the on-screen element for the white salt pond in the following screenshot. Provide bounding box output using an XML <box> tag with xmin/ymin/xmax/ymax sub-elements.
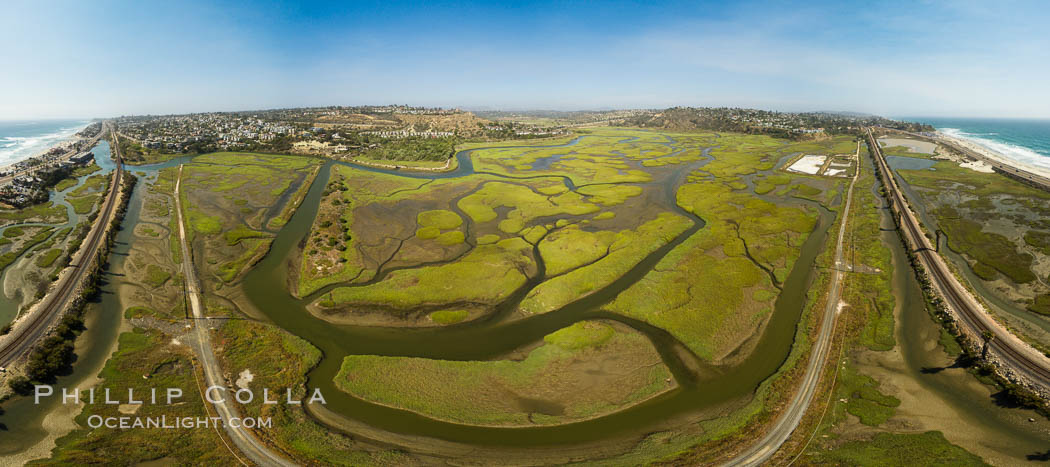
<box><xmin>787</xmin><ymin>154</ymin><xmax>826</xmax><ymax>174</ymax></box>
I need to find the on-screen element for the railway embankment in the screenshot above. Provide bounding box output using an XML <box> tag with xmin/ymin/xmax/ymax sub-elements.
<box><xmin>867</xmin><ymin>128</ymin><xmax>1050</xmax><ymax>409</ymax></box>
<box><xmin>0</xmin><ymin>159</ymin><xmax>135</xmax><ymax>398</ymax></box>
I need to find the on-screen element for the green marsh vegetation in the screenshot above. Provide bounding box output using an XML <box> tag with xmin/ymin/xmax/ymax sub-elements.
<box><xmin>458</xmin><ymin>180</ymin><xmax>600</xmax><ymax>233</ymax></box>
<box><xmin>845</xmin><ymin>148</ymin><xmax>897</xmax><ymax>351</ymax></box>
<box><xmin>0</xmin><ymin>162</ymin><xmax>118</xmax><ymax>312</ymax></box>
<box><xmin>50</xmin><ymin>163</ymin><xmax>101</xmax><ymax>193</ymax></box>
<box><xmin>67</xmin><ymin>194</ymin><xmax>99</xmax><ymax>215</ymax></box>
<box><xmin>429</xmin><ymin>309</ymin><xmax>469</xmax><ymax>324</ymax></box>
<box><xmin>1024</xmin><ymin>229</ymin><xmax>1050</xmax><ymax>256</ymax></box>
<box><xmin>537</xmin><ymin>224</ymin><xmax>616</xmax><ymax>276</ymax></box>
<box><xmin>3</xmin><ymin>226</ymin><xmax>24</xmax><ymax>238</ymax></box>
<box><xmin>889</xmin><ymin>141</ymin><xmax>1050</xmax><ymax>320</ymax></box>
<box><xmin>520</xmin><ymin>213</ymin><xmax>692</xmax><ymax>316</ymax></box>
<box><xmin>47</xmin><ymin>329</ymin><xmax>240</xmax><ymax>464</ymax></box>
<box><xmin>1029</xmin><ymin>293</ymin><xmax>1050</xmax><ymax>316</ymax></box>
<box><xmin>0</xmin><ymin>227</ymin><xmax>54</xmax><ymax>272</ymax></box>
<box><xmin>837</xmin><ymin>364</ymin><xmax>901</xmax><ymax>427</ymax></box>
<box><xmin>69</xmin><ymin>173</ymin><xmax>108</xmax><ymax>197</ymax></box>
<box><xmin>31</xmin><ymin>226</ymin><xmax>71</xmax><ymax>252</ymax></box>
<box><xmin>311</xmin><ymin>130</ymin><xmax>843</xmax><ymax>361</ymax></box>
<box><xmin>67</xmin><ymin>129</ymin><xmax>854</xmax><ymax>460</ymax></box>
<box><xmin>802</xmin><ymin>146</ymin><xmax>986</xmax><ymax>466</ymax></box>
<box><xmin>52</xmin><ymin>178</ymin><xmax>77</xmax><ymax>192</ymax></box>
<box><xmin>335</xmin><ymin>321</ymin><xmax>674</xmax><ymax>426</ymax></box>
<box><xmin>71</xmin><ymin>162</ymin><xmax>102</xmax><ymax>177</ymax></box>
<box><xmin>414</xmin><ymin>209</ymin><xmax>464</xmax><ymax>244</ymax></box>
<box><xmin>604</xmin><ymin>134</ymin><xmax>831</xmax><ymax>361</ymax></box>
<box><xmin>417</xmin><ymin>209</ymin><xmax>462</xmax><ymax>229</ymax></box>
<box><xmin>467</xmin><ymin>128</ymin><xmax>684</xmax><ymax>185</ymax></box>
<box><xmin>298</xmin><ymin>165</ymin><xmax>440</xmax><ymax>296</ymax></box>
<box><xmin>213</xmin><ymin>319</ymin><xmax>404</xmax><ymax>465</ymax></box>
<box><xmin>326</xmin><ymin>238</ymin><xmax>533</xmax><ymax>310</ymax></box>
<box><xmin>175</xmin><ymin>152</ymin><xmax>320</xmax><ymax>285</ymax></box>
<box><xmin>0</xmin><ymin>201</ymin><xmax>66</xmax><ymax>226</ymax></box>
<box><xmin>61</xmin><ymin>174</ymin><xmax>109</xmax><ymax>215</ymax></box>
<box><xmin>143</xmin><ymin>264</ymin><xmax>171</xmax><ymax>288</ymax></box>
<box><xmin>807</xmin><ymin>431</ymin><xmax>986</xmax><ymax>466</ymax></box>
<box><xmin>303</xmin><ymin>130</ymin><xmax>863</xmax><ymax>452</ymax></box>
<box><xmin>309</xmin><ymin>131</ymin><xmax>713</xmax><ymax>323</ymax></box>
<box><xmin>47</xmin><ymin>156</ymin><xmax>398</xmax><ymax>465</ymax></box>
<box><xmin>224</xmin><ymin>223</ymin><xmax>270</xmax><ymax>246</ymax></box>
<box><xmin>34</xmin><ymin>248</ymin><xmax>62</xmax><ymax>268</ymax></box>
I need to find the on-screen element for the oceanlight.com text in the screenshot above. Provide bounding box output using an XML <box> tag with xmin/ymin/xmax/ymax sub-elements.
<box><xmin>86</xmin><ymin>415</ymin><xmax>273</xmax><ymax>430</ymax></box>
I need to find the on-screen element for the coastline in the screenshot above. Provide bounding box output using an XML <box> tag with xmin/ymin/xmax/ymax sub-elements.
<box><xmin>0</xmin><ymin>120</ymin><xmax>92</xmax><ymax>172</ymax></box>
<box><xmin>935</xmin><ymin>131</ymin><xmax>1050</xmax><ymax>181</ymax></box>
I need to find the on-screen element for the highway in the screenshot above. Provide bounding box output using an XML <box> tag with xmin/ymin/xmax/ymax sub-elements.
<box><xmin>938</xmin><ymin>135</ymin><xmax>1050</xmax><ymax>191</ymax></box>
<box><xmin>867</xmin><ymin>128</ymin><xmax>1050</xmax><ymax>388</ymax></box>
<box><xmin>0</xmin><ymin>125</ymin><xmax>105</xmax><ymax>187</ymax></box>
<box><xmin>885</xmin><ymin>128</ymin><xmax>1050</xmax><ymax>192</ymax></box>
<box><xmin>0</xmin><ymin>124</ymin><xmax>124</xmax><ymax>368</ymax></box>
<box><xmin>174</xmin><ymin>165</ymin><xmax>295</xmax><ymax>467</ymax></box>
<box><xmin>724</xmin><ymin>141</ymin><xmax>861</xmax><ymax>466</ymax></box>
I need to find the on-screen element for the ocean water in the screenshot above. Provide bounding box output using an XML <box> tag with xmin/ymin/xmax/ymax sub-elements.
<box><xmin>0</xmin><ymin>119</ymin><xmax>91</xmax><ymax>167</ymax></box>
<box><xmin>912</xmin><ymin>117</ymin><xmax>1050</xmax><ymax>171</ymax></box>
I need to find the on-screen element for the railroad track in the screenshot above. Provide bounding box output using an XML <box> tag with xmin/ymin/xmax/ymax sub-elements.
<box><xmin>0</xmin><ymin>124</ymin><xmax>124</xmax><ymax>367</ymax></box>
<box><xmin>866</xmin><ymin>128</ymin><xmax>1050</xmax><ymax>387</ymax></box>
<box><xmin>927</xmin><ymin>243</ymin><xmax>1050</xmax><ymax>382</ymax></box>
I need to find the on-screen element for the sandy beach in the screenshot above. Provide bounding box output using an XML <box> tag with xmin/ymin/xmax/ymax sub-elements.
<box><xmin>0</xmin><ymin>121</ymin><xmax>93</xmax><ymax>172</ymax></box>
<box><xmin>936</xmin><ymin>131</ymin><xmax>1050</xmax><ymax>180</ymax></box>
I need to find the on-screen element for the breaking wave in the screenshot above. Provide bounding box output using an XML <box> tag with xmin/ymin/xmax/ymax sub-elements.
<box><xmin>940</xmin><ymin>127</ymin><xmax>1050</xmax><ymax>171</ymax></box>
<box><xmin>0</xmin><ymin>122</ymin><xmax>89</xmax><ymax>168</ymax></box>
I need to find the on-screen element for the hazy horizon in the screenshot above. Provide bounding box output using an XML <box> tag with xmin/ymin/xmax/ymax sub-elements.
<box><xmin>2</xmin><ymin>112</ymin><xmax>1050</xmax><ymax>124</ymax></box>
<box><xmin>3</xmin><ymin>0</ymin><xmax>1049</xmax><ymax>120</ymax></box>
<box><xmin>5</xmin><ymin>113</ymin><xmax>1050</xmax><ymax>123</ymax></box>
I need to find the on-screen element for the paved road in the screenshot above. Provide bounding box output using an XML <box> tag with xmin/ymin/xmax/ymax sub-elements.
<box><xmin>723</xmin><ymin>142</ymin><xmax>861</xmax><ymax>466</ymax></box>
<box><xmin>868</xmin><ymin>128</ymin><xmax>1050</xmax><ymax>388</ymax></box>
<box><xmin>174</xmin><ymin>165</ymin><xmax>295</xmax><ymax>467</ymax></box>
<box><xmin>884</xmin><ymin>128</ymin><xmax>1050</xmax><ymax>192</ymax></box>
<box><xmin>0</xmin><ymin>127</ymin><xmax>105</xmax><ymax>187</ymax></box>
<box><xmin>0</xmin><ymin>124</ymin><xmax>123</xmax><ymax>367</ymax></box>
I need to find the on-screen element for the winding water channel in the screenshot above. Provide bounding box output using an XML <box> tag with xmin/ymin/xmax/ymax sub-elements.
<box><xmin>4</xmin><ymin>137</ymin><xmax>1043</xmax><ymax>461</ymax></box>
<box><xmin>885</xmin><ymin>156</ymin><xmax>1050</xmax><ymax>337</ymax></box>
<box><xmin>238</xmin><ymin>137</ymin><xmax>837</xmax><ymax>446</ymax></box>
<box><xmin>873</xmin><ymin>153</ymin><xmax>1050</xmax><ymax>463</ymax></box>
<box><xmin>0</xmin><ymin>142</ymin><xmax>118</xmax><ymax>324</ymax></box>
<box><xmin>0</xmin><ymin>147</ymin><xmax>193</xmax><ymax>454</ymax></box>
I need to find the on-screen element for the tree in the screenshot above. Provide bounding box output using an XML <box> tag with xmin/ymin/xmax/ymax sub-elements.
<box><xmin>8</xmin><ymin>375</ymin><xmax>33</xmax><ymax>395</ymax></box>
<box><xmin>981</xmin><ymin>330</ymin><xmax>996</xmax><ymax>360</ymax></box>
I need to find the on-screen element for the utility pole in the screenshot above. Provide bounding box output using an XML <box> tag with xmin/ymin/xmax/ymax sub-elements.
<box><xmin>844</xmin><ymin>229</ymin><xmax>852</xmax><ymax>272</ymax></box>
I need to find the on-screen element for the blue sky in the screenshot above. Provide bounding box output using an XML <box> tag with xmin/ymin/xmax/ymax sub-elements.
<box><xmin>1</xmin><ymin>0</ymin><xmax>1048</xmax><ymax>119</ymax></box>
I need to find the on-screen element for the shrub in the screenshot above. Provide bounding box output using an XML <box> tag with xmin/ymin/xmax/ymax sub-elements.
<box><xmin>8</xmin><ymin>376</ymin><xmax>33</xmax><ymax>395</ymax></box>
